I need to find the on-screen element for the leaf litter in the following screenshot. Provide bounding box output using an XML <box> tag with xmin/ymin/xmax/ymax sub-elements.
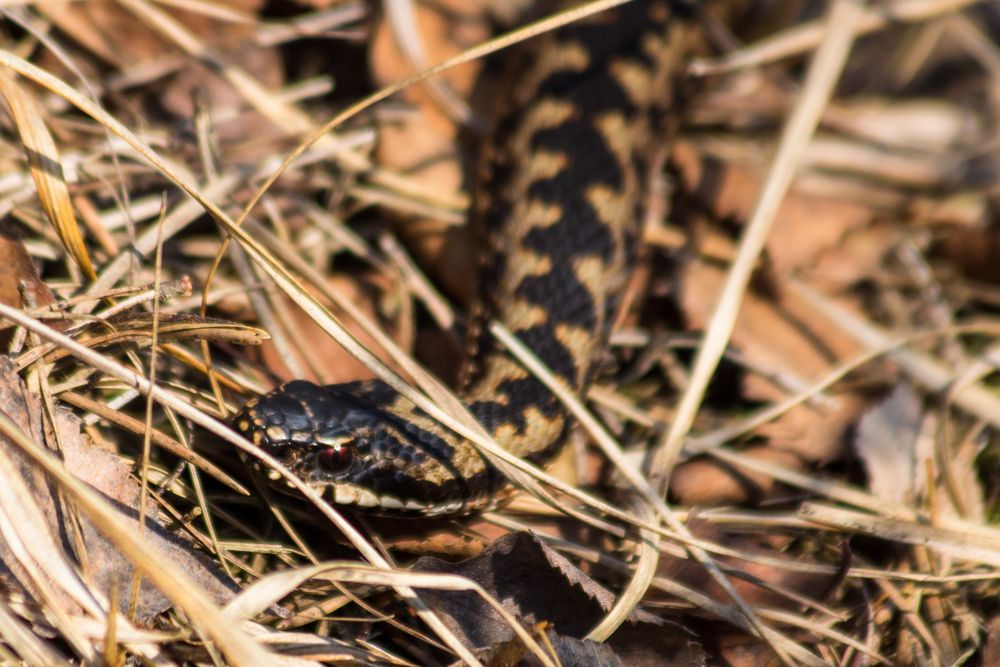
<box><xmin>0</xmin><ymin>0</ymin><xmax>996</xmax><ymax>665</ymax></box>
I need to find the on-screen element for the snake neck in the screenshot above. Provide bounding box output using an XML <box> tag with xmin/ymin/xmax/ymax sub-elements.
<box><xmin>232</xmin><ymin>1</ymin><xmax>733</xmax><ymax>516</ymax></box>
<box><xmin>460</xmin><ymin>0</ymin><xmax>683</xmax><ymax>464</ymax></box>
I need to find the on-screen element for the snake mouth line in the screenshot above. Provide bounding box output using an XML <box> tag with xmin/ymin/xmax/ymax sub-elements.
<box><xmin>257</xmin><ymin>466</ymin><xmax>474</xmax><ymax>516</ymax></box>
<box><xmin>326</xmin><ymin>484</ymin><xmax>470</xmax><ymax>516</ymax></box>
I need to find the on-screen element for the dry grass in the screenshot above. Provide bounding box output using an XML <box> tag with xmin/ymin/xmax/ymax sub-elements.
<box><xmin>0</xmin><ymin>0</ymin><xmax>996</xmax><ymax>665</ymax></box>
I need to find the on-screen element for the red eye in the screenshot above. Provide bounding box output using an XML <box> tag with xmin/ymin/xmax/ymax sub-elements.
<box><xmin>317</xmin><ymin>444</ymin><xmax>355</xmax><ymax>475</ymax></box>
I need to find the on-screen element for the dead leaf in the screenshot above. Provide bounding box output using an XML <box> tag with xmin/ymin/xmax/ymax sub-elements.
<box><xmin>0</xmin><ymin>222</ymin><xmax>56</xmax><ymax>348</ymax></box>
<box><xmin>672</xmin><ymin>139</ymin><xmax>874</xmax><ymax>279</ymax></box>
<box><xmin>931</xmin><ymin>227</ymin><xmax>1000</xmax><ymax>286</ymax></box>
<box><xmin>461</xmin><ymin>627</ymin><xmax>623</xmax><ymax>667</ymax></box>
<box><xmin>672</xmin><ymin>386</ymin><xmax>873</xmax><ymax>506</ymax></box>
<box><xmin>854</xmin><ymin>383</ymin><xmax>924</xmax><ymax>504</ymax></box>
<box><xmin>413</xmin><ymin>531</ymin><xmax>706</xmax><ymax>665</ymax></box>
<box><xmin>257</xmin><ymin>272</ymin><xmax>396</xmax><ymax>386</ymax></box>
<box><xmin>654</xmin><ymin>517</ymin><xmax>845</xmax><ymax>615</ymax></box>
<box><xmin>671</xmin><ymin>445</ymin><xmax>806</xmax><ymax>506</ymax></box>
<box><xmin>0</xmin><ymin>362</ymin><xmax>237</xmax><ymax>622</ymax></box>
<box><xmin>680</xmin><ymin>263</ymin><xmax>861</xmax><ymax>402</ymax></box>
<box><xmin>982</xmin><ymin>614</ymin><xmax>1000</xmax><ymax>667</ymax></box>
<box><xmin>40</xmin><ymin>0</ymin><xmax>284</xmax><ymax>163</ymax></box>
<box><xmin>369</xmin><ymin>0</ymin><xmax>488</xmax><ymax>302</ymax></box>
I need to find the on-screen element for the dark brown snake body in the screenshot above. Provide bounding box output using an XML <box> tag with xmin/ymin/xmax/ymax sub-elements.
<box><xmin>232</xmin><ymin>1</ymin><xmax>701</xmax><ymax>516</ymax></box>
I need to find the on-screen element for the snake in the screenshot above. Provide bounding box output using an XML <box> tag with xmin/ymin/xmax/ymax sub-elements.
<box><xmin>231</xmin><ymin>0</ymin><xmax>706</xmax><ymax>516</ymax></box>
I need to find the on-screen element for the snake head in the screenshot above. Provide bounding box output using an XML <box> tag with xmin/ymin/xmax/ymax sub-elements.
<box><xmin>231</xmin><ymin>379</ymin><xmax>491</xmax><ymax>516</ymax></box>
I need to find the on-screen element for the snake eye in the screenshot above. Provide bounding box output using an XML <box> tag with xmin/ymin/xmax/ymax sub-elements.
<box><xmin>316</xmin><ymin>443</ymin><xmax>355</xmax><ymax>475</ymax></box>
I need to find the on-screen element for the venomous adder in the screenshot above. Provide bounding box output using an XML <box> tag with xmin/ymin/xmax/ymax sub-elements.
<box><xmin>232</xmin><ymin>0</ymin><xmax>714</xmax><ymax>516</ymax></box>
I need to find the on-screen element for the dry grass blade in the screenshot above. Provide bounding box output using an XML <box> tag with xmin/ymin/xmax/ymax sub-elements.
<box><xmin>587</xmin><ymin>501</ymin><xmax>659</xmax><ymax>642</ymax></box>
<box><xmin>799</xmin><ymin>503</ymin><xmax>1000</xmax><ymax>567</ymax></box>
<box><xmin>646</xmin><ymin>3</ymin><xmax>869</xmax><ymax>662</ymax></box>
<box><xmin>0</xmin><ymin>302</ymin><xmax>479</xmax><ymax>665</ymax></box>
<box><xmin>223</xmin><ymin>562</ymin><xmax>557</xmax><ymax>667</ymax></box>
<box><xmin>653</xmin><ymin>0</ymin><xmax>867</xmax><ymax>481</ymax></box>
<box><xmin>0</xmin><ymin>0</ymin><xmax>996</xmax><ymax>663</ymax></box>
<box><xmin>58</xmin><ymin>390</ymin><xmax>247</xmax><ymax>495</ymax></box>
<box><xmin>492</xmin><ymin>324</ymin><xmax>818</xmax><ymax>662</ymax></box>
<box><xmin>81</xmin><ymin>172</ymin><xmax>243</xmax><ymax>303</ymax></box>
<box><xmin>755</xmin><ymin>608</ymin><xmax>892</xmax><ymax>665</ymax></box>
<box><xmin>0</xmin><ymin>71</ymin><xmax>95</xmax><ymax>281</ymax></box>
<box><xmin>0</xmin><ymin>409</ymin><xmax>275</xmax><ymax>665</ymax></box>
<box><xmin>12</xmin><ymin>315</ymin><xmax>267</xmax><ymax>371</ymax></box>
<box><xmin>792</xmin><ymin>281</ymin><xmax>1000</xmax><ymax>428</ymax></box>
<box><xmin>0</xmin><ymin>598</ymin><xmax>67</xmax><ymax>664</ymax></box>
<box><xmin>691</xmin><ymin>0</ymin><xmax>985</xmax><ymax>74</ymax></box>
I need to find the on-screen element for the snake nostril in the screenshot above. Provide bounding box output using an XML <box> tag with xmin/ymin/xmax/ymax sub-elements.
<box><xmin>316</xmin><ymin>443</ymin><xmax>355</xmax><ymax>475</ymax></box>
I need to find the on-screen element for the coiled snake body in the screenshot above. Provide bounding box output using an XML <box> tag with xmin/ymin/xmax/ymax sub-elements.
<box><xmin>233</xmin><ymin>1</ymin><xmax>696</xmax><ymax>516</ymax></box>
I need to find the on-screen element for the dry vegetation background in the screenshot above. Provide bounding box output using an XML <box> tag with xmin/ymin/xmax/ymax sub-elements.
<box><xmin>0</xmin><ymin>0</ymin><xmax>997</xmax><ymax>665</ymax></box>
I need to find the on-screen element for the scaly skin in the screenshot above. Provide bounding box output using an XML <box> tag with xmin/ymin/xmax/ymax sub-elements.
<box><xmin>232</xmin><ymin>1</ymin><xmax>707</xmax><ymax>516</ymax></box>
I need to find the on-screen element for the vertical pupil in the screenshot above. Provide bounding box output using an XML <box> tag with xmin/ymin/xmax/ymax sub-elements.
<box><xmin>317</xmin><ymin>445</ymin><xmax>354</xmax><ymax>474</ymax></box>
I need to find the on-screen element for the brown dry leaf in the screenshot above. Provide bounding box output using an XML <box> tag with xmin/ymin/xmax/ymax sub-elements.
<box><xmin>0</xmin><ymin>222</ymin><xmax>56</xmax><ymax>349</ymax></box>
<box><xmin>653</xmin><ymin>518</ymin><xmax>844</xmax><ymax>627</ymax></box>
<box><xmin>369</xmin><ymin>0</ymin><xmax>489</xmax><ymax>301</ymax></box>
<box><xmin>711</xmin><ymin>633</ymin><xmax>785</xmax><ymax>667</ymax></box>
<box><xmin>674</xmin><ymin>258</ymin><xmax>872</xmax><ymax>504</ymax></box>
<box><xmin>414</xmin><ymin>532</ymin><xmax>706</xmax><ymax>665</ymax></box>
<box><xmin>672</xmin><ymin>139</ymin><xmax>875</xmax><ymax>279</ymax></box>
<box><xmin>257</xmin><ymin>272</ymin><xmax>396</xmax><ymax>386</ymax></box>
<box><xmin>671</xmin><ymin>387</ymin><xmax>870</xmax><ymax>505</ymax></box>
<box><xmin>806</xmin><ymin>222</ymin><xmax>900</xmax><ymax>291</ymax></box>
<box><xmin>40</xmin><ymin>0</ymin><xmax>263</xmax><ymax>67</ymax></box>
<box><xmin>358</xmin><ymin>512</ymin><xmax>512</xmax><ymax>558</ymax></box>
<box><xmin>853</xmin><ymin>382</ymin><xmax>924</xmax><ymax>505</ymax></box>
<box><xmin>461</xmin><ymin>627</ymin><xmax>623</xmax><ymax>667</ymax></box>
<box><xmin>755</xmin><ymin>389</ymin><xmax>872</xmax><ymax>466</ymax></box>
<box><xmin>41</xmin><ymin>0</ymin><xmax>283</xmax><ymax>163</ymax></box>
<box><xmin>930</xmin><ymin>226</ymin><xmax>1000</xmax><ymax>286</ymax></box>
<box><xmin>680</xmin><ymin>262</ymin><xmax>861</xmax><ymax>401</ymax></box>
<box><xmin>0</xmin><ymin>362</ymin><xmax>237</xmax><ymax>621</ymax></box>
<box><xmin>983</xmin><ymin>615</ymin><xmax>1000</xmax><ymax>667</ymax></box>
<box><xmin>671</xmin><ymin>445</ymin><xmax>807</xmax><ymax>507</ymax></box>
